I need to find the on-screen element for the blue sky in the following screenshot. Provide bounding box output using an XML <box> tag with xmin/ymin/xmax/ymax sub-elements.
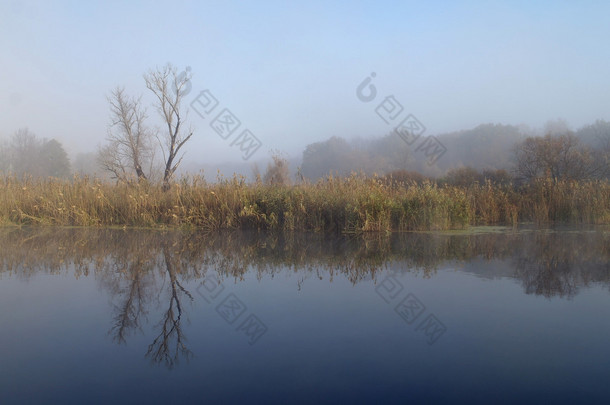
<box><xmin>1</xmin><ymin>0</ymin><xmax>610</xmax><ymax>164</ymax></box>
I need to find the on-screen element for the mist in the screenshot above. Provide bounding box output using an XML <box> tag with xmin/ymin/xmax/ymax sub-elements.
<box><xmin>1</xmin><ymin>1</ymin><xmax>610</xmax><ymax>181</ymax></box>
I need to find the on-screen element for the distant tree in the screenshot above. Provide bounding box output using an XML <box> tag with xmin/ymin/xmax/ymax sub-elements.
<box><xmin>543</xmin><ymin>118</ymin><xmax>571</xmax><ymax>136</ymax></box>
<box><xmin>576</xmin><ymin>120</ymin><xmax>610</xmax><ymax>179</ymax></box>
<box><xmin>263</xmin><ymin>152</ymin><xmax>291</xmax><ymax>185</ymax></box>
<box><xmin>444</xmin><ymin>166</ymin><xmax>483</xmax><ymax>187</ymax></box>
<box><xmin>98</xmin><ymin>87</ymin><xmax>153</xmax><ymax>182</ymax></box>
<box><xmin>576</xmin><ymin>119</ymin><xmax>610</xmax><ymax>149</ymax></box>
<box><xmin>3</xmin><ymin>128</ymin><xmax>71</xmax><ymax>179</ymax></box>
<box><xmin>301</xmin><ymin>136</ymin><xmax>353</xmax><ymax>179</ymax></box>
<box><xmin>514</xmin><ymin>133</ymin><xmax>603</xmax><ymax>182</ymax></box>
<box><xmin>382</xmin><ymin>169</ymin><xmax>428</xmax><ymax>187</ymax></box>
<box><xmin>144</xmin><ymin>64</ymin><xmax>193</xmax><ymax>190</ymax></box>
<box><xmin>301</xmin><ymin>134</ymin><xmax>397</xmax><ymax>178</ymax></box>
<box><xmin>299</xmin><ymin>121</ymin><xmax>607</xmax><ymax>183</ymax></box>
<box><xmin>0</xmin><ymin>140</ymin><xmax>9</xmax><ymax>175</ymax></box>
<box><xmin>482</xmin><ymin>169</ymin><xmax>513</xmax><ymax>186</ymax></box>
<box><xmin>10</xmin><ymin>128</ymin><xmax>40</xmax><ymax>177</ymax></box>
<box><xmin>39</xmin><ymin>139</ymin><xmax>71</xmax><ymax>178</ymax></box>
<box><xmin>367</xmin><ymin>134</ymin><xmax>412</xmax><ymax>173</ymax></box>
<box><xmin>429</xmin><ymin>123</ymin><xmax>524</xmax><ymax>171</ymax></box>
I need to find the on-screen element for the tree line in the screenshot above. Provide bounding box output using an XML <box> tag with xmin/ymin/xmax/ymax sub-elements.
<box><xmin>0</xmin><ymin>128</ymin><xmax>71</xmax><ymax>179</ymax></box>
<box><xmin>300</xmin><ymin>120</ymin><xmax>610</xmax><ymax>185</ymax></box>
<box><xmin>1</xmin><ymin>62</ymin><xmax>609</xmax><ymax>187</ymax></box>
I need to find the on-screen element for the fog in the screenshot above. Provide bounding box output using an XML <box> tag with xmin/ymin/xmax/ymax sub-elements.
<box><xmin>2</xmin><ymin>1</ymin><xmax>610</xmax><ymax>180</ymax></box>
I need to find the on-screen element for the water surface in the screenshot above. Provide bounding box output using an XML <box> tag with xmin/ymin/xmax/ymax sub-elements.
<box><xmin>0</xmin><ymin>226</ymin><xmax>609</xmax><ymax>404</ymax></box>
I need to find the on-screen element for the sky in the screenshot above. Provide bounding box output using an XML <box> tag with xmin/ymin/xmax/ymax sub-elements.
<box><xmin>1</xmin><ymin>0</ymin><xmax>610</xmax><ymax>166</ymax></box>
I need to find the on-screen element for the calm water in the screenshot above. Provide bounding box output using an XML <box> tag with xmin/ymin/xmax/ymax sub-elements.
<box><xmin>0</xmin><ymin>226</ymin><xmax>609</xmax><ymax>404</ymax></box>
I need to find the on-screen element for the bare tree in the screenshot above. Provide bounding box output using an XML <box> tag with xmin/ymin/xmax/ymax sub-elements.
<box><xmin>577</xmin><ymin>120</ymin><xmax>610</xmax><ymax>179</ymax></box>
<box><xmin>98</xmin><ymin>87</ymin><xmax>153</xmax><ymax>182</ymax></box>
<box><xmin>514</xmin><ymin>133</ymin><xmax>603</xmax><ymax>182</ymax></box>
<box><xmin>263</xmin><ymin>151</ymin><xmax>291</xmax><ymax>185</ymax></box>
<box><xmin>98</xmin><ymin>142</ymin><xmax>128</xmax><ymax>181</ymax></box>
<box><xmin>144</xmin><ymin>64</ymin><xmax>193</xmax><ymax>190</ymax></box>
<box><xmin>10</xmin><ymin>128</ymin><xmax>40</xmax><ymax>177</ymax></box>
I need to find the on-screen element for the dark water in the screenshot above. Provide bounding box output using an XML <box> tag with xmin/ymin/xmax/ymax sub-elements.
<box><xmin>0</xmin><ymin>226</ymin><xmax>609</xmax><ymax>404</ymax></box>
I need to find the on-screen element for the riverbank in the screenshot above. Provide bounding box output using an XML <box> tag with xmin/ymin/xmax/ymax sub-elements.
<box><xmin>1</xmin><ymin>175</ymin><xmax>609</xmax><ymax>232</ymax></box>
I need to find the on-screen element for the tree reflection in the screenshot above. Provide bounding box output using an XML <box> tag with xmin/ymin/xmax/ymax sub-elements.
<box><xmin>97</xmin><ymin>234</ymin><xmax>196</xmax><ymax>368</ymax></box>
<box><xmin>0</xmin><ymin>226</ymin><xmax>608</xmax><ymax>366</ymax></box>
<box><xmin>513</xmin><ymin>231</ymin><xmax>610</xmax><ymax>298</ymax></box>
<box><xmin>144</xmin><ymin>244</ymin><xmax>194</xmax><ymax>368</ymax></box>
<box><xmin>110</xmin><ymin>259</ymin><xmax>148</xmax><ymax>344</ymax></box>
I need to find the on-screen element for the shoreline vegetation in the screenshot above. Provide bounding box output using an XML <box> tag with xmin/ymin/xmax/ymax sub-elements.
<box><xmin>1</xmin><ymin>174</ymin><xmax>609</xmax><ymax>232</ymax></box>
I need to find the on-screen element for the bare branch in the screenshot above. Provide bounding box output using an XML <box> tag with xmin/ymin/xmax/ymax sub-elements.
<box><xmin>99</xmin><ymin>86</ymin><xmax>154</xmax><ymax>182</ymax></box>
<box><xmin>144</xmin><ymin>64</ymin><xmax>193</xmax><ymax>190</ymax></box>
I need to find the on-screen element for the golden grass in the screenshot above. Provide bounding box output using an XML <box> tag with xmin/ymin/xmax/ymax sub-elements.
<box><xmin>1</xmin><ymin>174</ymin><xmax>609</xmax><ymax>232</ymax></box>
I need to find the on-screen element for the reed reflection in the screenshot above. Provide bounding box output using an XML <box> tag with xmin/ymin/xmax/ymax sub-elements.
<box><xmin>0</xmin><ymin>227</ymin><xmax>608</xmax><ymax>366</ymax></box>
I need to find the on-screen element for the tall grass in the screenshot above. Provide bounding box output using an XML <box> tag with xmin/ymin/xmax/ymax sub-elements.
<box><xmin>1</xmin><ymin>174</ymin><xmax>608</xmax><ymax>232</ymax></box>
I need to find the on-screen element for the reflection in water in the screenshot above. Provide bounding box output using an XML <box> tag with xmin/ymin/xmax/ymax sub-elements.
<box><xmin>2</xmin><ymin>227</ymin><xmax>608</xmax><ymax>291</ymax></box>
<box><xmin>101</xmin><ymin>239</ymin><xmax>197</xmax><ymax>368</ymax></box>
<box><xmin>1</xmin><ymin>226</ymin><xmax>609</xmax><ymax>367</ymax></box>
<box><xmin>144</xmin><ymin>244</ymin><xmax>194</xmax><ymax>368</ymax></box>
<box><xmin>513</xmin><ymin>231</ymin><xmax>610</xmax><ymax>298</ymax></box>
